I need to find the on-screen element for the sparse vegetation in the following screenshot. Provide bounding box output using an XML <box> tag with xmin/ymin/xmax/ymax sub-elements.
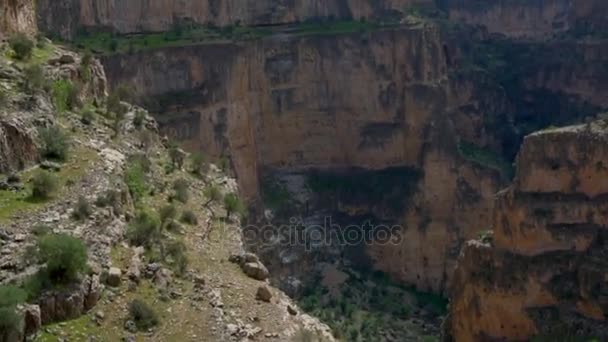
<box><xmin>32</xmin><ymin>224</ymin><xmax>52</xmax><ymax>236</ymax></box>
<box><xmin>37</xmin><ymin>233</ymin><xmax>88</xmax><ymax>284</ymax></box>
<box><xmin>72</xmin><ymin>196</ymin><xmax>92</xmax><ymax>221</ymax></box>
<box><xmin>172</xmin><ymin>179</ymin><xmax>189</xmax><ymax>203</ymax></box>
<box><xmin>31</xmin><ymin>170</ymin><xmax>59</xmax><ymax>200</ymax></box>
<box><xmin>80</xmin><ymin>105</ymin><xmax>95</xmax><ymax>124</ymax></box>
<box><xmin>128</xmin><ymin>299</ymin><xmax>159</xmax><ymax>331</ymax></box>
<box><xmin>180</xmin><ymin>210</ymin><xmax>198</xmax><ymax>225</ymax></box>
<box><xmin>38</xmin><ymin>125</ymin><xmax>70</xmax><ymax>162</ymax></box>
<box><xmin>95</xmin><ymin>189</ymin><xmax>124</xmax><ymax>215</ymax></box>
<box><xmin>79</xmin><ymin>50</ymin><xmax>93</xmax><ymax>81</ymax></box>
<box><xmin>9</xmin><ymin>33</ymin><xmax>34</xmax><ymax>60</ymax></box>
<box><xmin>457</xmin><ymin>141</ymin><xmax>514</xmax><ymax>179</ymax></box>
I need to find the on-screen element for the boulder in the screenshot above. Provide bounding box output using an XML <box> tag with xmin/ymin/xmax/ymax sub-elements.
<box><xmin>106</xmin><ymin>267</ymin><xmax>122</xmax><ymax>287</ymax></box>
<box><xmin>256</xmin><ymin>285</ymin><xmax>272</xmax><ymax>302</ymax></box>
<box><xmin>242</xmin><ymin>262</ymin><xmax>269</xmax><ymax>281</ymax></box>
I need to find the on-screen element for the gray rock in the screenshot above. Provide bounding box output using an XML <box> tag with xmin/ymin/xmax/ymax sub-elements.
<box><xmin>40</xmin><ymin>160</ymin><xmax>62</xmax><ymax>171</ymax></box>
<box><xmin>124</xmin><ymin>320</ymin><xmax>137</xmax><ymax>333</ymax></box>
<box><xmin>287</xmin><ymin>305</ymin><xmax>298</xmax><ymax>315</ymax></box>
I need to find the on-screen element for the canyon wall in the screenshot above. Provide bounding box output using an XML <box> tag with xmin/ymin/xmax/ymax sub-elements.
<box><xmin>0</xmin><ymin>0</ymin><xmax>36</xmax><ymax>38</ymax></box>
<box><xmin>446</xmin><ymin>0</ymin><xmax>608</xmax><ymax>39</ymax></box>
<box><xmin>100</xmin><ymin>25</ymin><xmax>502</xmax><ymax>294</ymax></box>
<box><xmin>36</xmin><ymin>0</ymin><xmax>432</xmax><ymax>39</ymax></box>
<box><xmin>447</xmin><ymin>120</ymin><xmax>608</xmax><ymax>341</ymax></box>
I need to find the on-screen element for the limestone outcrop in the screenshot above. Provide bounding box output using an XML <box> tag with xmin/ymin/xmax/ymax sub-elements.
<box><xmin>446</xmin><ymin>120</ymin><xmax>608</xmax><ymax>341</ymax></box>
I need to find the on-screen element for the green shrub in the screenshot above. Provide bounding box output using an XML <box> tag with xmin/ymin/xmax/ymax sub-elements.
<box><xmin>79</xmin><ymin>51</ymin><xmax>93</xmax><ymax>81</ymax></box>
<box><xmin>180</xmin><ymin>210</ymin><xmax>198</xmax><ymax>225</ymax></box>
<box><xmin>9</xmin><ymin>34</ymin><xmax>34</xmax><ymax>60</ymax></box>
<box><xmin>80</xmin><ymin>106</ymin><xmax>95</xmax><ymax>125</ymax></box>
<box><xmin>128</xmin><ymin>154</ymin><xmax>151</xmax><ymax>174</ymax></box>
<box><xmin>31</xmin><ymin>224</ymin><xmax>52</xmax><ymax>236</ymax></box>
<box><xmin>0</xmin><ymin>307</ymin><xmax>23</xmax><ymax>340</ymax></box>
<box><xmin>127</xmin><ymin>210</ymin><xmax>160</xmax><ymax>247</ymax></box>
<box><xmin>107</xmin><ymin>85</ymin><xmax>131</xmax><ymax>118</ymax></box>
<box><xmin>189</xmin><ymin>152</ymin><xmax>207</xmax><ymax>175</ymax></box>
<box><xmin>224</xmin><ymin>193</ymin><xmax>245</xmax><ymax>219</ymax></box>
<box><xmin>133</xmin><ymin>110</ymin><xmax>146</xmax><ymax>129</ymax></box>
<box><xmin>51</xmin><ymin>79</ymin><xmax>79</xmax><ymax>112</ymax></box>
<box><xmin>72</xmin><ymin>196</ymin><xmax>92</xmax><ymax>221</ymax></box>
<box><xmin>165</xmin><ymin>220</ymin><xmax>182</xmax><ymax>232</ymax></box>
<box><xmin>125</xmin><ymin>163</ymin><xmax>148</xmax><ymax>203</ymax></box>
<box><xmin>0</xmin><ymin>285</ymin><xmax>27</xmax><ymax>308</ymax></box>
<box><xmin>172</xmin><ymin>179</ymin><xmax>189</xmax><ymax>203</ymax></box>
<box><xmin>38</xmin><ymin>125</ymin><xmax>70</xmax><ymax>162</ymax></box>
<box><xmin>31</xmin><ymin>170</ymin><xmax>58</xmax><ymax>200</ymax></box>
<box><xmin>165</xmin><ymin>241</ymin><xmax>188</xmax><ymax>275</ymax></box>
<box><xmin>203</xmin><ymin>185</ymin><xmax>222</xmax><ymax>206</ymax></box>
<box><xmin>128</xmin><ymin>299</ymin><xmax>159</xmax><ymax>330</ymax></box>
<box><xmin>159</xmin><ymin>204</ymin><xmax>177</xmax><ymax>225</ymax></box>
<box><xmin>23</xmin><ymin>64</ymin><xmax>46</xmax><ymax>93</ymax></box>
<box><xmin>37</xmin><ymin>233</ymin><xmax>88</xmax><ymax>284</ymax></box>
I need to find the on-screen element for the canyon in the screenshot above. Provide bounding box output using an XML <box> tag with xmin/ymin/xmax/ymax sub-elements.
<box><xmin>2</xmin><ymin>0</ymin><xmax>608</xmax><ymax>340</ymax></box>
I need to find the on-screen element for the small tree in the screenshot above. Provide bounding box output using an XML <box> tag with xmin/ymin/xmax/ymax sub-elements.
<box><xmin>165</xmin><ymin>241</ymin><xmax>188</xmax><ymax>275</ymax></box>
<box><xmin>125</xmin><ymin>163</ymin><xmax>148</xmax><ymax>203</ymax></box>
<box><xmin>127</xmin><ymin>210</ymin><xmax>160</xmax><ymax>248</ymax></box>
<box><xmin>223</xmin><ymin>193</ymin><xmax>245</xmax><ymax>219</ymax></box>
<box><xmin>37</xmin><ymin>233</ymin><xmax>88</xmax><ymax>284</ymax></box>
<box><xmin>79</xmin><ymin>51</ymin><xmax>93</xmax><ymax>81</ymax></box>
<box><xmin>172</xmin><ymin>179</ymin><xmax>189</xmax><ymax>203</ymax></box>
<box><xmin>203</xmin><ymin>185</ymin><xmax>222</xmax><ymax>206</ymax></box>
<box><xmin>9</xmin><ymin>34</ymin><xmax>34</xmax><ymax>60</ymax></box>
<box><xmin>128</xmin><ymin>299</ymin><xmax>159</xmax><ymax>330</ymax></box>
<box><xmin>31</xmin><ymin>170</ymin><xmax>58</xmax><ymax>200</ymax></box>
<box><xmin>80</xmin><ymin>106</ymin><xmax>95</xmax><ymax>125</ymax></box>
<box><xmin>51</xmin><ymin>79</ymin><xmax>79</xmax><ymax>112</ymax></box>
<box><xmin>38</xmin><ymin>125</ymin><xmax>70</xmax><ymax>162</ymax></box>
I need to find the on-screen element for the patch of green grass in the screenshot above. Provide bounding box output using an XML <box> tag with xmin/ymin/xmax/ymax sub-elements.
<box><xmin>457</xmin><ymin>141</ymin><xmax>514</xmax><ymax>179</ymax></box>
<box><xmin>0</xmin><ymin>147</ymin><xmax>97</xmax><ymax>223</ymax></box>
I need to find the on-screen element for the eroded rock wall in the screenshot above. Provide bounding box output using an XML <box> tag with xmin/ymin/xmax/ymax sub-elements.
<box><xmin>36</xmin><ymin>0</ymin><xmax>432</xmax><ymax>39</ymax></box>
<box><xmin>0</xmin><ymin>0</ymin><xmax>37</xmax><ymax>38</ymax></box>
<box><xmin>447</xmin><ymin>121</ymin><xmax>608</xmax><ymax>341</ymax></box>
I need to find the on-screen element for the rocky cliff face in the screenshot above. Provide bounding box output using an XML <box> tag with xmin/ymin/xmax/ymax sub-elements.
<box><xmin>446</xmin><ymin>0</ymin><xmax>608</xmax><ymax>39</ymax></box>
<box><xmin>36</xmin><ymin>0</ymin><xmax>431</xmax><ymax>39</ymax></box>
<box><xmin>0</xmin><ymin>0</ymin><xmax>36</xmax><ymax>38</ymax></box>
<box><xmin>447</xmin><ymin>120</ymin><xmax>608</xmax><ymax>341</ymax></box>
<box><xmin>100</xmin><ymin>24</ymin><xmax>503</xmax><ymax>295</ymax></box>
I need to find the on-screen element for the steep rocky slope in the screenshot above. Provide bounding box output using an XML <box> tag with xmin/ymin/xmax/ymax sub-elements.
<box><xmin>0</xmin><ymin>38</ymin><xmax>333</xmax><ymax>341</ymax></box>
<box><xmin>446</xmin><ymin>120</ymin><xmax>608</xmax><ymax>341</ymax></box>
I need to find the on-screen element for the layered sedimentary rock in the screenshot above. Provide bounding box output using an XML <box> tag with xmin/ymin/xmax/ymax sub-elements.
<box><xmin>101</xmin><ymin>24</ymin><xmax>502</xmax><ymax>294</ymax></box>
<box><xmin>0</xmin><ymin>0</ymin><xmax>36</xmax><ymax>38</ymax></box>
<box><xmin>36</xmin><ymin>0</ymin><xmax>431</xmax><ymax>39</ymax></box>
<box><xmin>447</xmin><ymin>121</ymin><xmax>608</xmax><ymax>341</ymax></box>
<box><xmin>447</xmin><ymin>0</ymin><xmax>608</xmax><ymax>39</ymax></box>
